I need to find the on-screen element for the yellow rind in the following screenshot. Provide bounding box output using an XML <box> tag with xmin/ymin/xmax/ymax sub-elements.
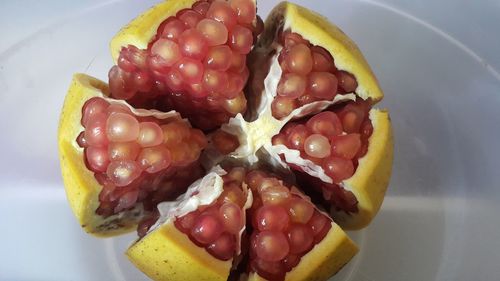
<box><xmin>264</xmin><ymin>2</ymin><xmax>383</xmax><ymax>102</ymax></box>
<box><xmin>248</xmin><ymin>222</ymin><xmax>358</xmax><ymax>281</ymax></box>
<box><xmin>337</xmin><ymin>109</ymin><xmax>394</xmax><ymax>230</ymax></box>
<box><xmin>127</xmin><ymin>222</ymin><xmax>232</xmax><ymax>281</ymax></box>
<box><xmin>110</xmin><ymin>0</ymin><xmax>198</xmax><ymax>62</ymax></box>
<box><xmin>58</xmin><ymin>73</ymin><xmax>139</xmax><ymax>237</ymax></box>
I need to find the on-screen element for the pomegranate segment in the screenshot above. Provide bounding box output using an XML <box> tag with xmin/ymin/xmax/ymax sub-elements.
<box><xmin>78</xmin><ymin>97</ymin><xmax>207</xmax><ymax>217</ymax></box>
<box><xmin>272</xmin><ymin>100</ymin><xmax>373</xmax><ymax>213</ymax></box>
<box><xmin>247</xmin><ymin>172</ymin><xmax>333</xmax><ymax>280</ymax></box>
<box><xmin>108</xmin><ymin>0</ymin><xmax>262</xmax><ymax>131</ymax></box>
<box><xmin>271</xmin><ymin>31</ymin><xmax>359</xmax><ymax>119</ymax></box>
<box><xmin>174</xmin><ymin>167</ymin><xmax>249</xmax><ymax>261</ymax></box>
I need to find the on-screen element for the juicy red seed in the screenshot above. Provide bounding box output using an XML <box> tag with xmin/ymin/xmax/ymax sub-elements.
<box><xmin>114</xmin><ymin>190</ymin><xmax>139</xmax><ymax>213</ymax></box>
<box><xmin>193</xmin><ymin>1</ymin><xmax>210</xmax><ymax>15</ymax></box>
<box><xmin>229</xmin><ymin>25</ymin><xmax>253</xmax><ymax>54</ymax></box>
<box><xmin>322</xmin><ymin>156</ymin><xmax>355</xmax><ymax>183</ymax></box>
<box><xmin>212</xmin><ymin>130</ymin><xmax>240</xmax><ymax>154</ymax></box>
<box><xmin>219</xmin><ymin>202</ymin><xmax>243</xmax><ymax>234</ymax></box>
<box><xmin>308</xmin><ymin>211</ymin><xmax>329</xmax><ymax>236</ymax></box>
<box><xmin>361</xmin><ymin>120</ymin><xmax>373</xmax><ymax>139</ymax></box>
<box><xmin>281</xmin><ymin>32</ymin><xmax>309</xmax><ymax>48</ymax></box>
<box><xmin>176</xmin><ymin>57</ymin><xmax>204</xmax><ymax>84</ymax></box>
<box><xmin>277</xmin><ymin>73</ymin><xmax>307</xmax><ymax>99</ymax></box>
<box><xmin>165</xmin><ymin>68</ymin><xmax>184</xmax><ymax>91</ymax></box>
<box><xmin>191</xmin><ymin>214</ymin><xmax>224</xmax><ymax>244</ymax></box>
<box><xmin>230</xmin><ymin>0</ymin><xmax>256</xmax><ymax>24</ymax></box>
<box><xmin>205</xmin><ymin>45</ymin><xmax>232</xmax><ymax>70</ymax></box>
<box><xmin>252</xmin><ymin>258</ymin><xmax>286</xmax><ymax>280</ymax></box>
<box><xmin>229</xmin><ymin>52</ymin><xmax>246</xmax><ymax>72</ymax></box>
<box><xmin>196</xmin><ymin>18</ymin><xmax>228</xmax><ymax>46</ymax></box>
<box><xmin>137</xmin><ymin>122</ymin><xmax>164</xmax><ymax>147</ymax></box>
<box><xmin>256</xmin><ymin>205</ymin><xmax>290</xmax><ymax>232</ymax></box>
<box><xmin>314</xmin><ymin>221</ymin><xmax>332</xmax><ymax>243</ymax></box>
<box><xmin>259</xmin><ymin>181</ymin><xmax>291</xmax><ymax>205</ymax></box>
<box><xmin>306</xmin><ymin>111</ymin><xmax>342</xmax><ymax>137</ymax></box>
<box><xmin>287</xmin><ymin>198</ymin><xmax>314</xmax><ymax>224</ymax></box>
<box><xmin>137</xmin><ymin>146</ymin><xmax>172</xmax><ymax>173</ymax></box>
<box><xmin>108</xmin><ymin>66</ymin><xmax>135</xmax><ymax>100</ymax></box>
<box><xmin>272</xmin><ymin>134</ymin><xmax>287</xmax><ymax>146</ymax></box>
<box><xmin>106</xmin><ymin>160</ymin><xmax>141</xmax><ymax>187</ymax></box>
<box><xmin>330</xmin><ymin>134</ymin><xmax>361</xmax><ymax>159</ymax></box>
<box><xmin>287</xmin><ymin>223</ymin><xmax>314</xmax><ymax>254</ymax></box>
<box><xmin>151</xmin><ymin>39</ymin><xmax>181</xmax><ymax>66</ymax></box>
<box><xmin>85</xmin><ymin>146</ymin><xmax>110</xmax><ymax>172</ymax></box>
<box><xmin>271</xmin><ymin>97</ymin><xmax>297</xmax><ymax>120</ymax></box>
<box><xmin>202</xmin><ymin>69</ymin><xmax>229</xmax><ymax>93</ymax></box>
<box><xmin>176</xmin><ymin>210</ymin><xmax>199</xmax><ymax>233</ymax></box>
<box><xmin>283</xmin><ymin>254</ymin><xmax>300</xmax><ymax>271</ymax></box>
<box><xmin>286</xmin><ymin>124</ymin><xmax>310</xmax><ymax>150</ymax></box>
<box><xmin>307</xmin><ymin>72</ymin><xmax>338</xmax><ymax>99</ymax></box>
<box><xmin>254</xmin><ymin>231</ymin><xmax>290</xmax><ymax>262</ymax></box>
<box><xmin>311</xmin><ymin>46</ymin><xmax>336</xmax><ymax>72</ymax></box>
<box><xmin>304</xmin><ymin>134</ymin><xmax>331</xmax><ymax>159</ymax></box>
<box><xmin>206</xmin><ymin>1</ymin><xmax>237</xmax><ymax>29</ymax></box>
<box><xmin>106</xmin><ymin>112</ymin><xmax>140</xmax><ymax>142</ymax></box>
<box><xmin>82</xmin><ymin>97</ymin><xmax>110</xmax><ymax>127</ymax></box>
<box><xmin>177</xmin><ymin>9</ymin><xmax>203</xmax><ymax>28</ymax></box>
<box><xmin>339</xmin><ymin>104</ymin><xmax>366</xmax><ymax>133</ymax></box>
<box><xmin>77</xmin><ymin>132</ymin><xmax>88</xmax><ymax>147</ymax></box>
<box><xmin>84</xmin><ymin>113</ymin><xmax>108</xmax><ymax>147</ymax></box>
<box><xmin>285</xmin><ymin>43</ymin><xmax>313</xmax><ymax>75</ymax></box>
<box><xmin>207</xmin><ymin>232</ymin><xmax>236</xmax><ymax>260</ymax></box>
<box><xmin>178</xmin><ymin>29</ymin><xmax>208</xmax><ymax>59</ymax></box>
<box><xmin>161</xmin><ymin>18</ymin><xmax>186</xmax><ymax>41</ymax></box>
<box><xmin>337</xmin><ymin>71</ymin><xmax>358</xmax><ymax>92</ymax></box>
<box><xmin>108</xmin><ymin>141</ymin><xmax>141</xmax><ymax>161</ymax></box>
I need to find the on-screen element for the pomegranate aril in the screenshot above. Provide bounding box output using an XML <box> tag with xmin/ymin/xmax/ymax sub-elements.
<box><xmin>260</xmin><ymin>181</ymin><xmax>291</xmax><ymax>205</ymax></box>
<box><xmin>283</xmin><ymin>254</ymin><xmax>300</xmax><ymax>271</ymax></box>
<box><xmin>81</xmin><ymin>97</ymin><xmax>110</xmax><ymax>127</ymax></box>
<box><xmin>137</xmin><ymin>145</ymin><xmax>172</xmax><ymax>173</ymax></box>
<box><xmin>193</xmin><ymin>1</ymin><xmax>210</xmax><ymax>16</ymax></box>
<box><xmin>228</xmin><ymin>52</ymin><xmax>246</xmax><ymax>72</ymax></box>
<box><xmin>311</xmin><ymin>46</ymin><xmax>336</xmax><ymax>72</ymax></box>
<box><xmin>330</xmin><ymin>134</ymin><xmax>361</xmax><ymax>159</ymax></box>
<box><xmin>287</xmin><ymin>198</ymin><xmax>314</xmax><ymax>224</ymax></box>
<box><xmin>304</xmin><ymin>134</ymin><xmax>331</xmax><ymax>159</ymax></box>
<box><xmin>176</xmin><ymin>57</ymin><xmax>204</xmax><ymax>84</ymax></box>
<box><xmin>223</xmin><ymin>91</ymin><xmax>247</xmax><ymax>114</ymax></box>
<box><xmin>272</xmin><ymin>134</ymin><xmax>287</xmax><ymax>146</ymax></box>
<box><xmin>205</xmin><ymin>45</ymin><xmax>232</xmax><ymax>70</ymax></box>
<box><xmin>339</xmin><ymin>104</ymin><xmax>366</xmax><ymax>133</ymax></box>
<box><xmin>151</xmin><ymin>39</ymin><xmax>181</xmax><ymax>67</ymax></box>
<box><xmin>84</xmin><ymin>113</ymin><xmax>108</xmax><ymax>147</ymax></box>
<box><xmin>285</xmin><ymin>43</ymin><xmax>313</xmax><ymax>75</ymax></box>
<box><xmin>361</xmin><ymin>119</ymin><xmax>373</xmax><ymax>139</ymax></box>
<box><xmin>229</xmin><ymin>25</ymin><xmax>253</xmax><ymax>54</ymax></box>
<box><xmin>178</xmin><ymin>29</ymin><xmax>208</xmax><ymax>60</ymax></box>
<box><xmin>177</xmin><ymin>9</ymin><xmax>203</xmax><ymax>28</ymax></box>
<box><xmin>252</xmin><ymin>258</ymin><xmax>286</xmax><ymax>280</ymax></box>
<box><xmin>176</xmin><ymin>210</ymin><xmax>199</xmax><ymax>233</ymax></box>
<box><xmin>77</xmin><ymin>132</ymin><xmax>88</xmax><ymax>148</ymax></box>
<box><xmin>286</xmin><ymin>124</ymin><xmax>310</xmax><ymax>150</ymax></box>
<box><xmin>108</xmin><ymin>66</ymin><xmax>135</xmax><ymax>100</ymax></box>
<box><xmin>227</xmin><ymin>167</ymin><xmax>246</xmax><ymax>184</ymax></box>
<box><xmin>306</xmin><ymin>111</ymin><xmax>342</xmax><ymax>137</ymax></box>
<box><xmin>137</xmin><ymin>122</ymin><xmax>164</xmax><ymax>148</ymax></box>
<box><xmin>282</xmin><ymin>32</ymin><xmax>309</xmax><ymax>48</ymax></box>
<box><xmin>202</xmin><ymin>69</ymin><xmax>229</xmax><ymax>93</ymax></box>
<box><xmin>220</xmin><ymin>184</ymin><xmax>246</xmax><ymax>207</ymax></box>
<box><xmin>287</xmin><ymin>223</ymin><xmax>314</xmax><ymax>254</ymax></box>
<box><xmin>271</xmin><ymin>96</ymin><xmax>297</xmax><ymax>120</ymax></box>
<box><xmin>161</xmin><ymin>121</ymin><xmax>189</xmax><ymax>147</ymax></box>
<box><xmin>106</xmin><ymin>112</ymin><xmax>140</xmax><ymax>142</ymax></box>
<box><xmin>255</xmin><ymin>205</ymin><xmax>289</xmax><ymax>231</ymax></box>
<box><xmin>196</xmin><ymin>18</ymin><xmax>228</xmax><ymax>46</ymax></box>
<box><xmin>106</xmin><ymin>104</ymin><xmax>133</xmax><ymax>116</ymax></box>
<box><xmin>254</xmin><ymin>231</ymin><xmax>290</xmax><ymax>262</ymax></box>
<box><xmin>246</xmin><ymin>170</ymin><xmax>266</xmax><ymax>190</ymax></box>
<box><xmin>277</xmin><ymin>73</ymin><xmax>306</xmax><ymax>99</ymax></box>
<box><xmin>108</xmin><ymin>141</ymin><xmax>140</xmax><ymax>161</ymax></box>
<box><xmin>337</xmin><ymin>71</ymin><xmax>358</xmax><ymax>92</ymax></box>
<box><xmin>308</xmin><ymin>72</ymin><xmax>338</xmax><ymax>99</ymax></box>
<box><xmin>212</xmin><ymin>130</ymin><xmax>240</xmax><ymax>154</ymax></box>
<box><xmin>308</xmin><ymin>211</ymin><xmax>329</xmax><ymax>236</ymax></box>
<box><xmin>314</xmin><ymin>222</ymin><xmax>332</xmax><ymax>244</ymax></box>
<box><xmin>219</xmin><ymin>202</ymin><xmax>243</xmax><ymax>234</ymax></box>
<box><xmin>161</xmin><ymin>18</ymin><xmax>186</xmax><ymax>41</ymax></box>
<box><xmin>115</xmin><ymin>190</ymin><xmax>139</xmax><ymax>213</ymax></box>
<box><xmin>207</xmin><ymin>232</ymin><xmax>236</xmax><ymax>261</ymax></box>
<box><xmin>323</xmin><ymin>156</ymin><xmax>355</xmax><ymax>183</ymax></box>
<box><xmin>165</xmin><ymin>68</ymin><xmax>184</xmax><ymax>91</ymax></box>
<box><xmin>106</xmin><ymin>160</ymin><xmax>141</xmax><ymax>187</ymax></box>
<box><xmin>230</xmin><ymin>0</ymin><xmax>256</xmax><ymax>25</ymax></box>
<box><xmin>191</xmin><ymin>214</ymin><xmax>224</xmax><ymax>244</ymax></box>
<box><xmin>85</xmin><ymin>146</ymin><xmax>110</xmax><ymax>173</ymax></box>
<box><xmin>206</xmin><ymin>1</ymin><xmax>237</xmax><ymax>29</ymax></box>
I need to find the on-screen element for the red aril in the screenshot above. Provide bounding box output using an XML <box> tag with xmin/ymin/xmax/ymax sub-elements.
<box><xmin>84</xmin><ymin>113</ymin><xmax>108</xmax><ymax>147</ymax></box>
<box><xmin>287</xmin><ymin>223</ymin><xmax>314</xmax><ymax>254</ymax></box>
<box><xmin>137</xmin><ymin>122</ymin><xmax>164</xmax><ymax>147</ymax></box>
<box><xmin>85</xmin><ymin>146</ymin><xmax>110</xmax><ymax>173</ymax></box>
<box><xmin>176</xmin><ymin>57</ymin><xmax>204</xmax><ymax>84</ymax></box>
<box><xmin>108</xmin><ymin>141</ymin><xmax>140</xmax><ymax>161</ymax></box>
<box><xmin>322</xmin><ymin>156</ymin><xmax>355</xmax><ymax>183</ymax></box>
<box><xmin>337</xmin><ymin>70</ymin><xmax>358</xmax><ymax>92</ymax></box>
<box><xmin>137</xmin><ymin>146</ymin><xmax>172</xmax><ymax>173</ymax></box>
<box><xmin>287</xmin><ymin>198</ymin><xmax>314</xmax><ymax>224</ymax></box>
<box><xmin>230</xmin><ymin>0</ymin><xmax>256</xmax><ymax>25</ymax></box>
<box><xmin>190</xmin><ymin>214</ymin><xmax>224</xmax><ymax>244</ymax></box>
<box><xmin>338</xmin><ymin>103</ymin><xmax>366</xmax><ymax>133</ymax></box>
<box><xmin>177</xmin><ymin>9</ymin><xmax>203</xmax><ymax>28</ymax></box>
<box><xmin>207</xmin><ymin>232</ymin><xmax>236</xmax><ymax>261</ymax></box>
<box><xmin>196</xmin><ymin>18</ymin><xmax>228</xmax><ymax>46</ymax></box>
<box><xmin>229</xmin><ymin>25</ymin><xmax>253</xmax><ymax>54</ymax></box>
<box><xmin>285</xmin><ymin>43</ymin><xmax>313</xmax><ymax>75</ymax></box>
<box><xmin>254</xmin><ymin>231</ymin><xmax>290</xmax><ymax>262</ymax></box>
<box><xmin>304</xmin><ymin>134</ymin><xmax>331</xmax><ymax>159</ymax></box>
<box><xmin>311</xmin><ymin>46</ymin><xmax>336</xmax><ymax>72</ymax></box>
<box><xmin>255</xmin><ymin>205</ymin><xmax>289</xmax><ymax>231</ymax></box>
<box><xmin>222</xmin><ymin>91</ymin><xmax>247</xmax><ymax>114</ymax></box>
<box><xmin>205</xmin><ymin>45</ymin><xmax>232</xmax><ymax>70</ymax></box>
<box><xmin>106</xmin><ymin>160</ymin><xmax>142</xmax><ymax>187</ymax></box>
<box><xmin>106</xmin><ymin>112</ymin><xmax>140</xmax><ymax>142</ymax></box>
<box><xmin>161</xmin><ymin>18</ymin><xmax>186</xmax><ymax>41</ymax></box>
<box><xmin>202</xmin><ymin>69</ymin><xmax>229</xmax><ymax>93</ymax></box>
<box><xmin>330</xmin><ymin>134</ymin><xmax>361</xmax><ymax>159</ymax></box>
<box><xmin>219</xmin><ymin>202</ymin><xmax>244</xmax><ymax>234</ymax></box>
<box><xmin>206</xmin><ymin>1</ymin><xmax>237</xmax><ymax>30</ymax></box>
<box><xmin>307</xmin><ymin>72</ymin><xmax>338</xmax><ymax>99</ymax></box>
<box><xmin>308</xmin><ymin>211</ymin><xmax>328</xmax><ymax>236</ymax></box>
<box><xmin>150</xmin><ymin>39</ymin><xmax>181</xmax><ymax>67</ymax></box>
<box><xmin>193</xmin><ymin>1</ymin><xmax>210</xmax><ymax>16</ymax></box>
<box><xmin>178</xmin><ymin>29</ymin><xmax>208</xmax><ymax>60</ymax></box>
<box><xmin>212</xmin><ymin>130</ymin><xmax>240</xmax><ymax>154</ymax></box>
<box><xmin>81</xmin><ymin>97</ymin><xmax>110</xmax><ymax>127</ymax></box>
<box><xmin>277</xmin><ymin>73</ymin><xmax>307</xmax><ymax>99</ymax></box>
<box><xmin>271</xmin><ymin>96</ymin><xmax>297</xmax><ymax>120</ymax></box>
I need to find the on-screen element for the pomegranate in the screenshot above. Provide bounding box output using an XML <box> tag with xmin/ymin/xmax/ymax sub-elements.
<box><xmin>59</xmin><ymin>1</ymin><xmax>393</xmax><ymax>280</ymax></box>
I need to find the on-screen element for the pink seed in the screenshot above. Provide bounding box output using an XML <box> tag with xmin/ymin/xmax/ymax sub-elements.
<box><xmin>230</xmin><ymin>0</ymin><xmax>256</xmax><ymax>25</ymax></box>
<box><xmin>219</xmin><ymin>202</ymin><xmax>243</xmax><ymax>234</ymax></box>
<box><xmin>108</xmin><ymin>141</ymin><xmax>140</xmax><ymax>161</ymax></box>
<box><xmin>272</xmin><ymin>134</ymin><xmax>287</xmax><ymax>146</ymax></box>
<box><xmin>177</xmin><ymin>9</ymin><xmax>203</xmax><ymax>28</ymax></box>
<box><xmin>150</xmin><ymin>39</ymin><xmax>181</xmax><ymax>67</ymax></box>
<box><xmin>196</xmin><ymin>18</ymin><xmax>228</xmax><ymax>46</ymax></box>
<box><xmin>287</xmin><ymin>198</ymin><xmax>314</xmax><ymax>224</ymax></box>
<box><xmin>251</xmin><ymin>258</ymin><xmax>285</xmax><ymax>280</ymax></box>
<box><xmin>287</xmin><ymin>124</ymin><xmax>310</xmax><ymax>150</ymax></box>
<box><xmin>206</xmin><ymin>1</ymin><xmax>237</xmax><ymax>30</ymax></box>
<box><xmin>106</xmin><ymin>113</ymin><xmax>140</xmax><ymax>142</ymax></box>
<box><xmin>193</xmin><ymin>1</ymin><xmax>210</xmax><ymax>16</ymax></box>
<box><xmin>178</xmin><ymin>28</ymin><xmax>208</xmax><ymax>59</ymax></box>
<box><xmin>228</xmin><ymin>25</ymin><xmax>253</xmax><ymax>54</ymax></box>
<box><xmin>306</xmin><ymin>111</ymin><xmax>342</xmax><ymax>137</ymax></box>
<box><xmin>311</xmin><ymin>46</ymin><xmax>336</xmax><ymax>72</ymax></box>
<box><xmin>285</xmin><ymin>43</ymin><xmax>313</xmax><ymax>75</ymax></box>
<box><xmin>85</xmin><ymin>146</ymin><xmax>110</xmax><ymax>172</ymax></box>
<box><xmin>207</xmin><ymin>232</ymin><xmax>236</xmax><ymax>261</ymax></box>
<box><xmin>337</xmin><ymin>71</ymin><xmax>358</xmax><ymax>92</ymax></box>
<box><xmin>259</xmin><ymin>181</ymin><xmax>291</xmax><ymax>205</ymax></box>
<box><xmin>330</xmin><ymin>133</ymin><xmax>361</xmax><ymax>159</ymax></box>
<box><xmin>271</xmin><ymin>97</ymin><xmax>297</xmax><ymax>120</ymax></box>
<box><xmin>308</xmin><ymin>72</ymin><xmax>338</xmax><ymax>99</ymax></box>
<box><xmin>287</xmin><ymin>224</ymin><xmax>314</xmax><ymax>254</ymax></box>
<box><xmin>81</xmin><ymin>97</ymin><xmax>110</xmax><ymax>127</ymax></box>
<box><xmin>114</xmin><ymin>190</ymin><xmax>139</xmax><ymax>213</ymax></box>
<box><xmin>161</xmin><ymin>18</ymin><xmax>186</xmax><ymax>41</ymax></box>
<box><xmin>106</xmin><ymin>160</ymin><xmax>141</xmax><ymax>187</ymax></box>
<box><xmin>176</xmin><ymin>210</ymin><xmax>199</xmax><ymax>233</ymax></box>
<box><xmin>223</xmin><ymin>91</ymin><xmax>247</xmax><ymax>114</ymax></box>
<box><xmin>176</xmin><ymin>57</ymin><xmax>204</xmax><ymax>84</ymax></box>
<box><xmin>106</xmin><ymin>103</ymin><xmax>133</xmax><ymax>116</ymax></box>
<box><xmin>108</xmin><ymin>66</ymin><xmax>135</xmax><ymax>100</ymax></box>
<box><xmin>202</xmin><ymin>69</ymin><xmax>229</xmax><ymax>93</ymax></box>
<box><xmin>228</xmin><ymin>51</ymin><xmax>246</xmax><ymax>72</ymax></box>
<box><xmin>282</xmin><ymin>254</ymin><xmax>300</xmax><ymax>271</ymax></box>
<box><xmin>308</xmin><ymin>211</ymin><xmax>329</xmax><ymax>236</ymax></box>
<box><xmin>191</xmin><ymin>214</ymin><xmax>224</xmax><ymax>244</ymax></box>
<box><xmin>304</xmin><ymin>134</ymin><xmax>331</xmax><ymax>158</ymax></box>
<box><xmin>205</xmin><ymin>45</ymin><xmax>232</xmax><ymax>70</ymax></box>
<box><xmin>256</xmin><ymin>205</ymin><xmax>289</xmax><ymax>232</ymax></box>
<box><xmin>137</xmin><ymin>122</ymin><xmax>164</xmax><ymax>148</ymax></box>
<box><xmin>161</xmin><ymin>121</ymin><xmax>190</xmax><ymax>147</ymax></box>
<box><xmin>322</xmin><ymin>156</ymin><xmax>355</xmax><ymax>183</ymax></box>
<box><xmin>254</xmin><ymin>231</ymin><xmax>290</xmax><ymax>262</ymax></box>
<box><xmin>165</xmin><ymin>68</ymin><xmax>184</xmax><ymax>91</ymax></box>
<box><xmin>76</xmin><ymin>132</ymin><xmax>88</xmax><ymax>147</ymax></box>
<box><xmin>137</xmin><ymin>145</ymin><xmax>172</xmax><ymax>173</ymax></box>
<box><xmin>84</xmin><ymin>112</ymin><xmax>108</xmax><ymax>147</ymax></box>
<box><xmin>277</xmin><ymin>73</ymin><xmax>307</xmax><ymax>99</ymax></box>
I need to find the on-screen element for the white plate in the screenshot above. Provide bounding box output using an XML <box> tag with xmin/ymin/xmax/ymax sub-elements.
<box><xmin>1</xmin><ymin>1</ymin><xmax>499</xmax><ymax>280</ymax></box>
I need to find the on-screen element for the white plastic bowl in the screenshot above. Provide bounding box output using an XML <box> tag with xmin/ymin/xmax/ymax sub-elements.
<box><xmin>1</xmin><ymin>1</ymin><xmax>499</xmax><ymax>280</ymax></box>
